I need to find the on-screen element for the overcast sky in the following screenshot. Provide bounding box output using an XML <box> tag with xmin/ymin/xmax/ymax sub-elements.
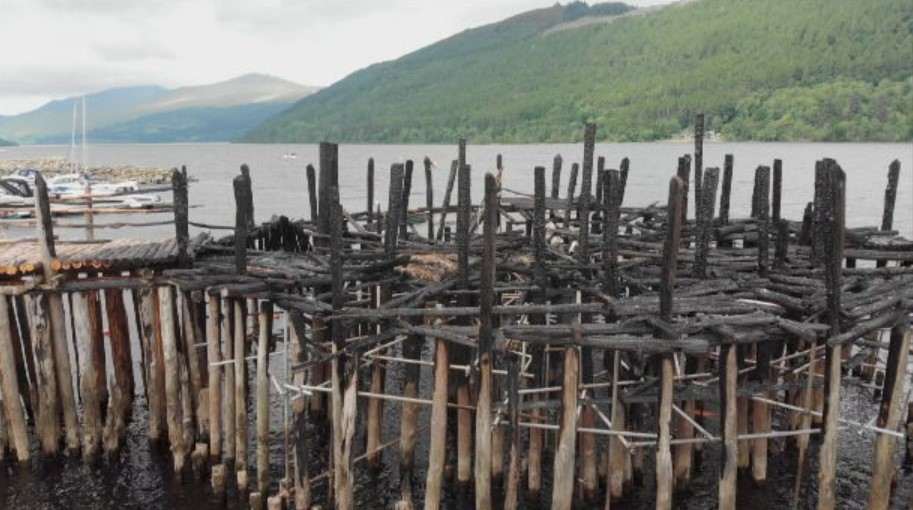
<box><xmin>0</xmin><ymin>0</ymin><xmax>671</xmax><ymax>116</ymax></box>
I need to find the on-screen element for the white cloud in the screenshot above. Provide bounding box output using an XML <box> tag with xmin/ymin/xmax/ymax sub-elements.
<box><xmin>0</xmin><ymin>0</ymin><xmax>672</xmax><ymax>115</ymax></box>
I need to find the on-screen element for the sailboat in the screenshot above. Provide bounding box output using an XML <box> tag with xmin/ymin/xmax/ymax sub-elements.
<box><xmin>48</xmin><ymin>97</ymin><xmax>159</xmax><ymax>207</ymax></box>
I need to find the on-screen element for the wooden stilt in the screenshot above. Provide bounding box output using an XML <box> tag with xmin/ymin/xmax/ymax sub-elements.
<box><xmin>11</xmin><ymin>296</ymin><xmax>38</xmax><ymax>423</ymax></box>
<box><xmin>34</xmin><ymin>174</ymin><xmax>80</xmax><ymax>454</ymax></box>
<box><xmin>288</xmin><ymin>312</ymin><xmax>311</xmax><ymax>510</ymax></box>
<box><xmin>160</xmin><ymin>285</ymin><xmax>187</xmax><ymax>473</ymax></box>
<box><xmin>504</xmin><ymin>345</ymin><xmax>521</xmax><ymax>510</ymax></box>
<box><xmin>222</xmin><ymin>294</ymin><xmax>236</xmax><ymax>464</ymax></box>
<box><xmin>0</xmin><ymin>294</ymin><xmax>29</xmax><ymax>461</ymax></box>
<box><xmin>817</xmin><ymin>160</ymin><xmax>844</xmax><ymax>510</ymax></box>
<box><xmin>423</xmin><ymin>337</ymin><xmax>448</xmax><ymax>510</ymax></box>
<box><xmin>474</xmin><ymin>173</ymin><xmax>498</xmax><ymax>510</ymax></box>
<box><xmin>551</xmin><ymin>344</ymin><xmax>579</xmax><ymax>510</ymax></box>
<box><xmin>527</xmin><ymin>166</ymin><xmax>547</xmax><ymax>501</ymax></box>
<box><xmin>866</xmin><ymin>320</ymin><xmax>910</xmax><ymax>510</ymax></box>
<box><xmin>73</xmin><ymin>291</ymin><xmax>103</xmax><ymax>462</ymax></box>
<box><xmin>236</xmin><ymin>298</ymin><xmax>250</xmax><ymax>491</ymax></box>
<box><xmin>138</xmin><ymin>286</ymin><xmax>166</xmax><ymax>445</ymax></box>
<box><xmin>657</xmin><ymin>175</ymin><xmax>684</xmax><ymax>510</ymax></box>
<box><xmin>397</xmin><ymin>305</ymin><xmax>428</xmax><ymax>510</ymax></box>
<box><xmin>719</xmin><ymin>341</ymin><xmax>738</xmax><ymax>510</ymax></box>
<box><xmin>180</xmin><ymin>292</ymin><xmax>203</xmax><ymax>433</ymax></box>
<box><xmin>105</xmin><ymin>286</ymin><xmax>134</xmax><ymax>419</ymax></box>
<box><xmin>87</xmin><ymin>290</ymin><xmax>108</xmax><ymax>420</ymax></box>
<box><xmin>256</xmin><ymin>301</ymin><xmax>272</xmax><ymax>496</ymax></box>
<box><xmin>26</xmin><ymin>293</ymin><xmax>59</xmax><ymax>454</ymax></box>
<box><xmin>608</xmin><ymin>351</ymin><xmax>626</xmax><ymax>500</ymax></box>
<box><xmin>208</xmin><ymin>294</ymin><xmax>222</xmax><ymax>461</ymax></box>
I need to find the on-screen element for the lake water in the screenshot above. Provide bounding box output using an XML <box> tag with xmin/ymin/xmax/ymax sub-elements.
<box><xmin>0</xmin><ymin>142</ymin><xmax>911</xmax><ymax>509</ymax></box>
<box><xmin>0</xmin><ymin>141</ymin><xmax>910</xmax><ymax>241</ymax></box>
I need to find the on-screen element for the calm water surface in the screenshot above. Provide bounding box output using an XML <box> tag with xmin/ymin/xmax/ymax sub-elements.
<box><xmin>0</xmin><ymin>142</ymin><xmax>911</xmax><ymax>509</ymax></box>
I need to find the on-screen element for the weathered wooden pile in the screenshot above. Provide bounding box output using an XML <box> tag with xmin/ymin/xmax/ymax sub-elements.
<box><xmin>0</xmin><ymin>120</ymin><xmax>910</xmax><ymax>510</ymax></box>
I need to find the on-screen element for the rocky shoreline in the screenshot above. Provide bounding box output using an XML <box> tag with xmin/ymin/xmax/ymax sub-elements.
<box><xmin>0</xmin><ymin>157</ymin><xmax>194</xmax><ymax>185</ymax></box>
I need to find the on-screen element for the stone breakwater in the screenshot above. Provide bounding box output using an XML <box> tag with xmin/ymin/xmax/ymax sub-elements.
<box><xmin>0</xmin><ymin>157</ymin><xmax>196</xmax><ymax>184</ymax></box>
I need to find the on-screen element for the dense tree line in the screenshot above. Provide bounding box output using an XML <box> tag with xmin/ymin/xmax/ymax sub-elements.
<box><xmin>243</xmin><ymin>0</ymin><xmax>913</xmax><ymax>143</ymax></box>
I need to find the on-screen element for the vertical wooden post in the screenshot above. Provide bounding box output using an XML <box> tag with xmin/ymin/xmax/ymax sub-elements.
<box><xmin>256</xmin><ymin>301</ymin><xmax>272</xmax><ymax>496</ymax></box>
<box><xmin>578</xmin><ymin>123</ymin><xmax>596</xmax><ymax>267</ymax></box>
<box><xmin>756</xmin><ymin>166</ymin><xmax>771</xmax><ymax>277</ymax></box>
<box><xmin>366</xmin><ymin>158</ymin><xmax>374</xmax><ymax>228</ymax></box>
<box><xmin>693</xmin><ymin>113</ymin><xmax>704</xmax><ymax>211</ymax></box>
<box><xmin>866</xmin><ymin>320</ymin><xmax>910</xmax><ymax>510</ymax></box>
<box><xmin>718</xmin><ymin>339</ymin><xmax>738</xmax><ymax>510</ymax></box>
<box><xmin>423</xmin><ymin>334</ymin><xmax>449</xmax><ymax>510</ymax></box>
<box><xmin>10</xmin><ymin>296</ymin><xmax>37</xmax><ymax>423</ymax></box>
<box><xmin>221</xmin><ymin>294</ymin><xmax>236</xmax><ymax>464</ymax></box>
<box><xmin>564</xmin><ymin>163</ymin><xmax>579</xmax><ymax>230</ymax></box>
<box><xmin>551</xmin><ymin>154</ymin><xmax>563</xmax><ymax>200</ymax></box>
<box><xmin>527</xmin><ymin>166</ymin><xmax>547</xmax><ymax>500</ymax></box>
<box><xmin>328</xmin><ymin>187</ymin><xmax>357</xmax><ymax>510</ymax></box>
<box><xmin>397</xmin><ymin>306</ymin><xmax>426</xmax><ymax>510</ymax></box>
<box><xmin>551</xmin><ymin>344</ymin><xmax>579</xmax><ymax>510</ymax></box>
<box><xmin>208</xmin><ymin>294</ymin><xmax>222</xmax><ymax>461</ymax></box>
<box><xmin>602</xmin><ymin>169</ymin><xmax>621</xmax><ymax>295</ymax></box>
<box><xmin>239</xmin><ymin>164</ymin><xmax>255</xmax><ymax>227</ymax></box>
<box><xmin>504</xmin><ymin>344</ymin><xmax>521</xmax><ymax>510</ymax></box>
<box><xmin>400</xmin><ymin>159</ymin><xmax>414</xmax><ymax>238</ymax></box>
<box><xmin>577</xmin><ymin>125</ymin><xmax>598</xmax><ymax>502</ymax></box>
<box><xmin>676</xmin><ymin>156</ymin><xmax>691</xmax><ymax>229</ymax></box>
<box><xmin>657</xmin><ymin>176</ymin><xmax>684</xmax><ymax>510</ymax></box>
<box><xmin>424</xmin><ymin>156</ymin><xmax>434</xmax><ymax>239</ymax></box>
<box><xmin>880</xmin><ymin>159</ymin><xmax>900</xmax><ymax>232</ymax></box>
<box><xmin>877</xmin><ymin>160</ymin><xmax>900</xmax><ymax>268</ymax></box>
<box><xmin>455</xmin><ymin>139</ymin><xmax>475</xmax><ymax>489</ymax></box>
<box><xmin>751</xmin><ymin>345</ymin><xmax>772</xmax><ymax>484</ymax></box>
<box><xmin>160</xmin><ymin>285</ymin><xmax>187</xmax><ymax>472</ymax></box>
<box><xmin>0</xmin><ymin>295</ymin><xmax>29</xmax><ymax>461</ymax></box>
<box><xmin>106</xmin><ymin>286</ymin><xmax>134</xmax><ymax>418</ymax></box>
<box><xmin>619</xmin><ymin>157</ymin><xmax>630</xmax><ymax>207</ymax></box>
<box><xmin>772</xmin><ymin>159</ymin><xmax>782</xmax><ymax>223</ymax></box>
<box><xmin>26</xmin><ymin>293</ymin><xmax>59</xmax><ymax>454</ymax></box>
<box><xmin>719</xmin><ymin>155</ymin><xmax>733</xmax><ymax>227</ymax></box>
<box><xmin>307</xmin><ymin>164</ymin><xmax>318</xmax><ymax>222</ymax></box>
<box><xmin>34</xmin><ymin>173</ymin><xmax>80</xmax><ymax>453</ymax></box>
<box><xmin>87</xmin><ymin>290</ymin><xmax>108</xmax><ymax>419</ymax></box>
<box><xmin>693</xmin><ymin>168</ymin><xmax>720</xmax><ymax>278</ymax></box>
<box><xmin>83</xmin><ymin>180</ymin><xmax>95</xmax><ymax>241</ymax></box>
<box><xmin>817</xmin><ymin>160</ymin><xmax>844</xmax><ymax>510</ymax></box>
<box><xmin>234</xmin><ymin>173</ymin><xmax>252</xmax><ymax>275</ymax></box>
<box><xmin>73</xmin><ymin>291</ymin><xmax>103</xmax><ymax>462</ymax></box>
<box><xmin>181</xmin><ymin>292</ymin><xmax>204</xmax><ymax>434</ymax></box>
<box><xmin>435</xmin><ymin>160</ymin><xmax>458</xmax><ymax>241</ymax></box>
<box><xmin>173</xmin><ymin>167</ymin><xmax>190</xmax><ymax>267</ymax></box>
<box><xmin>138</xmin><ymin>286</ymin><xmax>166</xmax><ymax>445</ymax></box>
<box><xmin>235</xmin><ymin>299</ymin><xmax>249</xmax><ymax>491</ymax></box>
<box><xmin>475</xmin><ymin>173</ymin><xmax>498</xmax><ymax>510</ymax></box>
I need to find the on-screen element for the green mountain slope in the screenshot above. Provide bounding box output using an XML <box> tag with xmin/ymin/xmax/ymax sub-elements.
<box><xmin>243</xmin><ymin>0</ymin><xmax>913</xmax><ymax>143</ymax></box>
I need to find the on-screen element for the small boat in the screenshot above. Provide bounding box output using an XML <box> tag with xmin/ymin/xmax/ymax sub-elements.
<box><xmin>282</xmin><ymin>152</ymin><xmax>297</xmax><ymax>160</ymax></box>
<box><xmin>47</xmin><ymin>172</ymin><xmax>140</xmax><ymax>197</ymax></box>
<box><xmin>117</xmin><ymin>194</ymin><xmax>163</xmax><ymax>209</ymax></box>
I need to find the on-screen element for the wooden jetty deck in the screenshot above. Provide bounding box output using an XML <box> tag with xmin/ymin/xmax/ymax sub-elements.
<box><xmin>0</xmin><ymin>121</ymin><xmax>911</xmax><ymax>510</ymax></box>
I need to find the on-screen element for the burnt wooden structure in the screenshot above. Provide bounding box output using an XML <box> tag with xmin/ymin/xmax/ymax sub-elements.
<box><xmin>0</xmin><ymin>123</ymin><xmax>910</xmax><ymax>510</ymax></box>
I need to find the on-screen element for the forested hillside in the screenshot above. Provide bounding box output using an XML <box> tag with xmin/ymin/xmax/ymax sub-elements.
<box><xmin>243</xmin><ymin>0</ymin><xmax>913</xmax><ymax>143</ymax></box>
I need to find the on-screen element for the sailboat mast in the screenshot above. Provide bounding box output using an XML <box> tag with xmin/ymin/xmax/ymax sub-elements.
<box><xmin>69</xmin><ymin>101</ymin><xmax>77</xmax><ymax>170</ymax></box>
<box><xmin>81</xmin><ymin>96</ymin><xmax>88</xmax><ymax>172</ymax></box>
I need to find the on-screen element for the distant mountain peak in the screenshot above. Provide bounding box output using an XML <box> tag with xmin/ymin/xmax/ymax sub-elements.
<box><xmin>0</xmin><ymin>74</ymin><xmax>320</xmax><ymax>144</ymax></box>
